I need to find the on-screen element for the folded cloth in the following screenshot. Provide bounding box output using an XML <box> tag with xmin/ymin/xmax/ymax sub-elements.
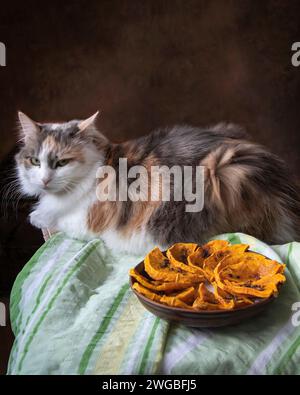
<box><xmin>7</xmin><ymin>232</ymin><xmax>300</xmax><ymax>374</ymax></box>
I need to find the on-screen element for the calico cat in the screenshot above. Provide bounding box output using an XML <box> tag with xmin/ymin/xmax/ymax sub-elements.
<box><xmin>15</xmin><ymin>111</ymin><xmax>300</xmax><ymax>254</ymax></box>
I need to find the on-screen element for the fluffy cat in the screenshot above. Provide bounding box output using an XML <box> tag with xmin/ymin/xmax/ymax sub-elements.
<box><xmin>15</xmin><ymin>111</ymin><xmax>300</xmax><ymax>254</ymax></box>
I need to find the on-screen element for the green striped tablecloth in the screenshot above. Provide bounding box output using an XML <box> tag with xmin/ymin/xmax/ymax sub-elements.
<box><xmin>7</xmin><ymin>232</ymin><xmax>300</xmax><ymax>374</ymax></box>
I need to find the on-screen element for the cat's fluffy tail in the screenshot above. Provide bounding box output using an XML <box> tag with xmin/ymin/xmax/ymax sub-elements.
<box><xmin>201</xmin><ymin>143</ymin><xmax>243</xmax><ymax>208</ymax></box>
<box><xmin>201</xmin><ymin>141</ymin><xmax>300</xmax><ymax>243</ymax></box>
<box><xmin>209</xmin><ymin>122</ymin><xmax>249</xmax><ymax>140</ymax></box>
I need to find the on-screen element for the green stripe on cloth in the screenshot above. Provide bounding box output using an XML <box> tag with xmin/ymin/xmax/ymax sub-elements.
<box><xmin>272</xmin><ymin>327</ymin><xmax>300</xmax><ymax>374</ymax></box>
<box><xmin>9</xmin><ymin>233</ymin><xmax>62</xmax><ymax>334</ymax></box>
<box><xmin>8</xmin><ymin>237</ymin><xmax>88</xmax><ymax>375</ymax></box>
<box><xmin>223</xmin><ymin>233</ymin><xmax>241</xmax><ymax>245</ymax></box>
<box><xmin>138</xmin><ymin>317</ymin><xmax>161</xmax><ymax>374</ymax></box>
<box><xmin>161</xmin><ymin>326</ymin><xmax>211</xmax><ymax>374</ymax></box>
<box><xmin>287</xmin><ymin>243</ymin><xmax>293</xmax><ymax>264</ymax></box>
<box><xmin>23</xmin><ymin>273</ymin><xmax>53</xmax><ymax>330</ymax></box>
<box><xmin>78</xmin><ymin>283</ymin><xmax>130</xmax><ymax>374</ymax></box>
<box><xmin>17</xmin><ymin>240</ymin><xmax>99</xmax><ymax>373</ymax></box>
<box><xmin>118</xmin><ymin>311</ymin><xmax>161</xmax><ymax>374</ymax></box>
<box><xmin>18</xmin><ymin>238</ymin><xmax>76</xmax><ymax>336</ymax></box>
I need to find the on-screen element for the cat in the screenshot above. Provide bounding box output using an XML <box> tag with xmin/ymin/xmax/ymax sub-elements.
<box><xmin>15</xmin><ymin>111</ymin><xmax>300</xmax><ymax>254</ymax></box>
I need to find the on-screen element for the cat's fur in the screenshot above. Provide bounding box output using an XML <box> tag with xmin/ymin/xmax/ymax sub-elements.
<box><xmin>15</xmin><ymin>111</ymin><xmax>300</xmax><ymax>254</ymax></box>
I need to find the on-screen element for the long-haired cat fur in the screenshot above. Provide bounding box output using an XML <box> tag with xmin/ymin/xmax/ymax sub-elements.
<box><xmin>15</xmin><ymin>111</ymin><xmax>300</xmax><ymax>254</ymax></box>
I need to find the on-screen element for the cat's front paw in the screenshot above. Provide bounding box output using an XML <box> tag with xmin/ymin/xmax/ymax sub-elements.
<box><xmin>29</xmin><ymin>210</ymin><xmax>52</xmax><ymax>229</ymax></box>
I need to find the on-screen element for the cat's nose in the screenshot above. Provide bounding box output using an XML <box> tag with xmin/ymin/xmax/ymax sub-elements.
<box><xmin>42</xmin><ymin>177</ymin><xmax>51</xmax><ymax>186</ymax></box>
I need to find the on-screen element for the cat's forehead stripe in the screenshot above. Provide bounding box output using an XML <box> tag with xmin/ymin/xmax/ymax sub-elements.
<box><xmin>38</xmin><ymin>123</ymin><xmax>78</xmax><ymax>150</ymax></box>
<box><xmin>39</xmin><ymin>122</ymin><xmax>81</xmax><ymax>148</ymax></box>
<box><xmin>42</xmin><ymin>135</ymin><xmax>60</xmax><ymax>152</ymax></box>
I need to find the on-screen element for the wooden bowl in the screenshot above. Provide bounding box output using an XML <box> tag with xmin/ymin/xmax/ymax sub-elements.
<box><xmin>129</xmin><ymin>256</ymin><xmax>280</xmax><ymax>328</ymax></box>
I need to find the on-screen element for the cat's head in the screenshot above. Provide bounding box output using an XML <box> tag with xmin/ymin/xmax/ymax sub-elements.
<box><xmin>15</xmin><ymin>111</ymin><xmax>108</xmax><ymax>197</ymax></box>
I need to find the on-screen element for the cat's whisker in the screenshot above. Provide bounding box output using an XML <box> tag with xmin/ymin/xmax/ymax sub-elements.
<box><xmin>1</xmin><ymin>178</ymin><xmax>23</xmax><ymax>218</ymax></box>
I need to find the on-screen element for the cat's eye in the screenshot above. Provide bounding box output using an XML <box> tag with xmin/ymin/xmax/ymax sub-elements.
<box><xmin>56</xmin><ymin>159</ymin><xmax>70</xmax><ymax>167</ymax></box>
<box><xmin>30</xmin><ymin>157</ymin><xmax>40</xmax><ymax>166</ymax></box>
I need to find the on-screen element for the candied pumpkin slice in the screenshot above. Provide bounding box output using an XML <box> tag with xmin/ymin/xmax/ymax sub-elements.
<box><xmin>187</xmin><ymin>240</ymin><xmax>230</xmax><ymax>271</ymax></box>
<box><xmin>129</xmin><ymin>269</ymin><xmax>194</xmax><ymax>292</ymax></box>
<box><xmin>193</xmin><ymin>288</ymin><xmax>228</xmax><ymax>310</ymax></box>
<box><xmin>132</xmin><ymin>282</ymin><xmax>161</xmax><ymax>302</ymax></box>
<box><xmin>212</xmin><ymin>282</ymin><xmax>252</xmax><ymax>308</ymax></box>
<box><xmin>167</xmin><ymin>243</ymin><xmax>205</xmax><ymax>275</ymax></box>
<box><xmin>203</xmin><ymin>244</ymin><xmax>249</xmax><ymax>281</ymax></box>
<box><xmin>195</xmin><ymin>282</ymin><xmax>234</xmax><ymax>310</ymax></box>
<box><xmin>203</xmin><ymin>240</ymin><xmax>230</xmax><ymax>255</ymax></box>
<box><xmin>192</xmin><ymin>299</ymin><xmax>225</xmax><ymax>310</ymax></box>
<box><xmin>144</xmin><ymin>247</ymin><xmax>201</xmax><ymax>283</ymax></box>
<box><xmin>215</xmin><ymin>253</ymin><xmax>286</xmax><ymax>298</ymax></box>
<box><xmin>198</xmin><ymin>282</ymin><xmax>218</xmax><ymax>303</ymax></box>
<box><xmin>220</xmin><ymin>273</ymin><xmax>286</xmax><ymax>298</ymax></box>
<box><xmin>216</xmin><ymin>253</ymin><xmax>285</xmax><ymax>283</ymax></box>
<box><xmin>193</xmin><ymin>283</ymin><xmax>221</xmax><ymax>310</ymax></box>
<box><xmin>160</xmin><ymin>295</ymin><xmax>193</xmax><ymax>309</ymax></box>
<box><xmin>133</xmin><ymin>282</ymin><xmax>194</xmax><ymax>309</ymax></box>
<box><xmin>214</xmin><ymin>252</ymin><xmax>283</xmax><ymax>278</ymax></box>
<box><xmin>187</xmin><ymin>248</ymin><xmax>207</xmax><ymax>270</ymax></box>
<box><xmin>166</xmin><ymin>286</ymin><xmax>196</xmax><ymax>304</ymax></box>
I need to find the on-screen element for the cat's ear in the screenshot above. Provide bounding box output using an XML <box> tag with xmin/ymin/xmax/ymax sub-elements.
<box><xmin>18</xmin><ymin>111</ymin><xmax>40</xmax><ymax>140</ymax></box>
<box><xmin>78</xmin><ymin>111</ymin><xmax>99</xmax><ymax>132</ymax></box>
<box><xmin>77</xmin><ymin>111</ymin><xmax>107</xmax><ymax>146</ymax></box>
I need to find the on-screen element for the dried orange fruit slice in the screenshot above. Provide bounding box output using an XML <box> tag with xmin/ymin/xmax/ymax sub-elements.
<box><xmin>144</xmin><ymin>247</ymin><xmax>201</xmax><ymax>283</ymax></box>
<box><xmin>132</xmin><ymin>282</ymin><xmax>162</xmax><ymax>302</ymax></box>
<box><xmin>212</xmin><ymin>282</ymin><xmax>253</xmax><ymax>308</ymax></box>
<box><xmin>133</xmin><ymin>282</ymin><xmax>193</xmax><ymax>309</ymax></box>
<box><xmin>167</xmin><ymin>243</ymin><xmax>199</xmax><ymax>273</ymax></box>
<box><xmin>203</xmin><ymin>244</ymin><xmax>249</xmax><ymax>281</ymax></box>
<box><xmin>192</xmin><ymin>282</ymin><xmax>234</xmax><ymax>310</ymax></box>
<box><xmin>215</xmin><ymin>253</ymin><xmax>286</xmax><ymax>298</ymax></box>
<box><xmin>187</xmin><ymin>249</ymin><xmax>207</xmax><ymax>271</ymax></box>
<box><xmin>167</xmin><ymin>243</ymin><xmax>206</xmax><ymax>280</ymax></box>
<box><xmin>165</xmin><ymin>286</ymin><xmax>196</xmax><ymax>304</ymax></box>
<box><xmin>187</xmin><ymin>240</ymin><xmax>230</xmax><ymax>272</ymax></box>
<box><xmin>160</xmin><ymin>295</ymin><xmax>193</xmax><ymax>309</ymax></box>
<box><xmin>219</xmin><ymin>275</ymin><xmax>285</xmax><ymax>298</ymax></box>
<box><xmin>203</xmin><ymin>240</ymin><xmax>230</xmax><ymax>255</ymax></box>
<box><xmin>129</xmin><ymin>269</ymin><xmax>194</xmax><ymax>292</ymax></box>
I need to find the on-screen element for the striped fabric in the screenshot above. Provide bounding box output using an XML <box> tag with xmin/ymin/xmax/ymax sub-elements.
<box><xmin>7</xmin><ymin>233</ymin><xmax>300</xmax><ymax>375</ymax></box>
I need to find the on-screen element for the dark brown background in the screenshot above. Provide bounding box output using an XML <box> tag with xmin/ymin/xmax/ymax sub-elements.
<box><xmin>0</xmin><ymin>0</ymin><xmax>300</xmax><ymax>373</ymax></box>
<box><xmin>1</xmin><ymin>0</ymin><xmax>300</xmax><ymax>172</ymax></box>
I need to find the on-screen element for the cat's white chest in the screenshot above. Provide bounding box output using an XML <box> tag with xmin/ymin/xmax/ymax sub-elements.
<box><xmin>100</xmin><ymin>228</ymin><xmax>158</xmax><ymax>255</ymax></box>
<box><xmin>55</xmin><ymin>200</ymin><xmax>92</xmax><ymax>240</ymax></box>
<box><xmin>32</xmin><ymin>192</ymin><xmax>95</xmax><ymax>241</ymax></box>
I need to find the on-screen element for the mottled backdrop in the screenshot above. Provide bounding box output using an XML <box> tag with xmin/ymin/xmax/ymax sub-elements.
<box><xmin>0</xmin><ymin>0</ymin><xmax>300</xmax><ymax>175</ymax></box>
